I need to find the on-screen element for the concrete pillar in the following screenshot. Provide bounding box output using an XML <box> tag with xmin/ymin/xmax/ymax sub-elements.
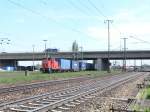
<box><xmin>94</xmin><ymin>59</ymin><xmax>102</xmax><ymax>71</ymax></box>
<box><xmin>94</xmin><ymin>58</ymin><xmax>110</xmax><ymax>71</ymax></box>
<box><xmin>102</xmin><ymin>58</ymin><xmax>110</xmax><ymax>71</ymax></box>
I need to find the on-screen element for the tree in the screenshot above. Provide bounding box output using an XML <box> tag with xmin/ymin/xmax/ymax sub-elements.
<box><xmin>72</xmin><ymin>40</ymin><xmax>78</xmax><ymax>52</ymax></box>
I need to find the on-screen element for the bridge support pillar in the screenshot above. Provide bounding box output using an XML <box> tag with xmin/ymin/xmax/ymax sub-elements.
<box><xmin>94</xmin><ymin>59</ymin><xmax>102</xmax><ymax>71</ymax></box>
<box><xmin>94</xmin><ymin>58</ymin><xmax>109</xmax><ymax>71</ymax></box>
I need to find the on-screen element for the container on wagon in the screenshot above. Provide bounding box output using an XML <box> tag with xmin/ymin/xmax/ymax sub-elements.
<box><xmin>71</xmin><ymin>60</ymin><xmax>79</xmax><ymax>71</ymax></box>
<box><xmin>57</xmin><ymin>59</ymin><xmax>71</xmax><ymax>71</ymax></box>
<box><xmin>5</xmin><ymin>66</ymin><xmax>15</xmax><ymax>71</ymax></box>
<box><xmin>79</xmin><ymin>62</ymin><xmax>86</xmax><ymax>71</ymax></box>
<box><xmin>86</xmin><ymin>63</ymin><xmax>95</xmax><ymax>70</ymax></box>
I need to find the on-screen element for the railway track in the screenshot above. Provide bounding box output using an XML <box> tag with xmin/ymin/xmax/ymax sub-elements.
<box><xmin>0</xmin><ymin>72</ymin><xmax>146</xmax><ymax>112</ymax></box>
<box><xmin>0</xmin><ymin>76</ymin><xmax>92</xmax><ymax>94</ymax></box>
<box><xmin>109</xmin><ymin>73</ymin><xmax>150</xmax><ymax>112</ymax></box>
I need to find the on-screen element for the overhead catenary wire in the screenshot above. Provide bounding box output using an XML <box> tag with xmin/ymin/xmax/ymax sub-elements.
<box><xmin>78</xmin><ymin>0</ymin><xmax>95</xmax><ymax>14</ymax></box>
<box><xmin>67</xmin><ymin>0</ymin><xmax>91</xmax><ymax>16</ymax></box>
<box><xmin>87</xmin><ymin>0</ymin><xmax>107</xmax><ymax>19</ymax></box>
<box><xmin>129</xmin><ymin>36</ymin><xmax>150</xmax><ymax>44</ymax></box>
<box><xmin>66</xmin><ymin>0</ymin><xmax>105</xmax><ymax>23</ymax></box>
<box><xmin>86</xmin><ymin>0</ymin><xmax>150</xmax><ymax>46</ymax></box>
<box><xmin>39</xmin><ymin>0</ymin><xmax>47</xmax><ymax>5</ymax></box>
<box><xmin>41</xmin><ymin>0</ymin><xmax>150</xmax><ymax>46</ymax></box>
<box><xmin>40</xmin><ymin>0</ymin><xmax>86</xmax><ymax>28</ymax></box>
<box><xmin>8</xmin><ymin>0</ymin><xmax>150</xmax><ymax>50</ymax></box>
<box><xmin>86</xmin><ymin>0</ymin><xmax>122</xmax><ymax>39</ymax></box>
<box><xmin>7</xmin><ymin>0</ymin><xmax>95</xmax><ymax>40</ymax></box>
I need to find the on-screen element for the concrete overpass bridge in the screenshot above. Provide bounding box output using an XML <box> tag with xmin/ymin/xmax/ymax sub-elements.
<box><xmin>0</xmin><ymin>50</ymin><xmax>150</xmax><ymax>70</ymax></box>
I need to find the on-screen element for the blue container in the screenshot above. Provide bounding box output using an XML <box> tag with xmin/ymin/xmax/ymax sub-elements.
<box><xmin>58</xmin><ymin>59</ymin><xmax>71</xmax><ymax>70</ymax></box>
<box><xmin>5</xmin><ymin>66</ymin><xmax>15</xmax><ymax>71</ymax></box>
<box><xmin>86</xmin><ymin>63</ymin><xmax>94</xmax><ymax>70</ymax></box>
<box><xmin>71</xmin><ymin>60</ymin><xmax>79</xmax><ymax>71</ymax></box>
<box><xmin>79</xmin><ymin>62</ymin><xmax>86</xmax><ymax>70</ymax></box>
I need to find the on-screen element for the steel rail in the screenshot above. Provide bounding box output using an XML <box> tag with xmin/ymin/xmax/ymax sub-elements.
<box><xmin>0</xmin><ymin>73</ymin><xmax>123</xmax><ymax>108</ymax></box>
<box><xmin>0</xmin><ymin>76</ymin><xmax>92</xmax><ymax>94</ymax></box>
<box><xmin>0</xmin><ymin>72</ymin><xmax>145</xmax><ymax>112</ymax></box>
<box><xmin>33</xmin><ymin>73</ymin><xmax>142</xmax><ymax>112</ymax></box>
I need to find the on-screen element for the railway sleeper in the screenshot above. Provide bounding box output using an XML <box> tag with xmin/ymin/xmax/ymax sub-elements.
<box><xmin>70</xmin><ymin>101</ymin><xmax>80</xmax><ymax>105</ymax></box>
<box><xmin>53</xmin><ymin>94</ymin><xmax>73</xmax><ymax>98</ymax></box>
<box><xmin>75</xmin><ymin>99</ymin><xmax>85</xmax><ymax>103</ymax></box>
<box><xmin>8</xmin><ymin>105</ymin><xmax>36</xmax><ymax>111</ymax></box>
<box><xmin>42</xmin><ymin>99</ymin><xmax>59</xmax><ymax>102</ymax></box>
<box><xmin>58</xmin><ymin>106</ymin><xmax>70</xmax><ymax>110</ymax></box>
<box><xmin>49</xmin><ymin>98</ymin><xmax>61</xmax><ymax>100</ymax></box>
<box><xmin>65</xmin><ymin>103</ymin><xmax>76</xmax><ymax>107</ymax></box>
<box><xmin>27</xmin><ymin>102</ymin><xmax>43</xmax><ymax>106</ymax></box>
<box><xmin>34</xmin><ymin>100</ymin><xmax>51</xmax><ymax>104</ymax></box>
<box><xmin>19</xmin><ymin>105</ymin><xmax>37</xmax><ymax>109</ymax></box>
<box><xmin>9</xmin><ymin>107</ymin><xmax>29</xmax><ymax>112</ymax></box>
<box><xmin>50</xmin><ymin>109</ymin><xmax>62</xmax><ymax>112</ymax></box>
<box><xmin>41</xmin><ymin>99</ymin><xmax>57</xmax><ymax>103</ymax></box>
<box><xmin>79</xmin><ymin>97</ymin><xmax>90</xmax><ymax>101</ymax></box>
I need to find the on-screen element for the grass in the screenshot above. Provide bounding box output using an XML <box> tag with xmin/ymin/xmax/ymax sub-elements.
<box><xmin>144</xmin><ymin>108</ymin><xmax>150</xmax><ymax>112</ymax></box>
<box><xmin>131</xmin><ymin>87</ymin><xmax>150</xmax><ymax>111</ymax></box>
<box><xmin>145</xmin><ymin>88</ymin><xmax>150</xmax><ymax>99</ymax></box>
<box><xmin>0</xmin><ymin>70</ymin><xmax>121</xmax><ymax>85</ymax></box>
<box><xmin>137</xmin><ymin>87</ymin><xmax>150</xmax><ymax>100</ymax></box>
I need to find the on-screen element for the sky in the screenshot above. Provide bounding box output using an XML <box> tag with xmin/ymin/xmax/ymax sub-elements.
<box><xmin>0</xmin><ymin>0</ymin><xmax>150</xmax><ymax>66</ymax></box>
<box><xmin>0</xmin><ymin>0</ymin><xmax>150</xmax><ymax>53</ymax></box>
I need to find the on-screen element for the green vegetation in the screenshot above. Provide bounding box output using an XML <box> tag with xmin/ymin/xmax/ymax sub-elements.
<box><xmin>132</xmin><ymin>105</ymin><xmax>150</xmax><ymax>112</ymax></box>
<box><xmin>131</xmin><ymin>87</ymin><xmax>150</xmax><ymax>111</ymax></box>
<box><xmin>145</xmin><ymin>88</ymin><xmax>150</xmax><ymax>99</ymax></box>
<box><xmin>144</xmin><ymin>108</ymin><xmax>150</xmax><ymax>112</ymax></box>
<box><xmin>137</xmin><ymin>87</ymin><xmax>150</xmax><ymax>100</ymax></box>
<box><xmin>0</xmin><ymin>70</ymin><xmax>121</xmax><ymax>85</ymax></box>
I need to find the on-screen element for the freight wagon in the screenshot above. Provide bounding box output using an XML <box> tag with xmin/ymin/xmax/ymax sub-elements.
<box><xmin>16</xmin><ymin>66</ymin><xmax>26</xmax><ymax>71</ymax></box>
<box><xmin>71</xmin><ymin>60</ymin><xmax>79</xmax><ymax>71</ymax></box>
<box><xmin>79</xmin><ymin>62</ymin><xmax>86</xmax><ymax>71</ymax></box>
<box><xmin>86</xmin><ymin>63</ymin><xmax>95</xmax><ymax>70</ymax></box>
<box><xmin>41</xmin><ymin>59</ymin><xmax>80</xmax><ymax>73</ymax></box>
<box><xmin>2</xmin><ymin>66</ymin><xmax>15</xmax><ymax>71</ymax></box>
<box><xmin>41</xmin><ymin>58</ymin><xmax>94</xmax><ymax>73</ymax></box>
<box><xmin>57</xmin><ymin>59</ymin><xmax>71</xmax><ymax>72</ymax></box>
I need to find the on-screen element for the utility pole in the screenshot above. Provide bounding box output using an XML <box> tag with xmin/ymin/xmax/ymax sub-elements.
<box><xmin>134</xmin><ymin>59</ymin><xmax>136</xmax><ymax>71</ymax></box>
<box><xmin>121</xmin><ymin>38</ymin><xmax>128</xmax><ymax>72</ymax></box>
<box><xmin>43</xmin><ymin>40</ymin><xmax>47</xmax><ymax>58</ymax></box>
<box><xmin>120</xmin><ymin>38</ymin><xmax>122</xmax><ymax>51</ymax></box>
<box><xmin>104</xmin><ymin>20</ymin><xmax>113</xmax><ymax>73</ymax></box>
<box><xmin>80</xmin><ymin>46</ymin><xmax>83</xmax><ymax>70</ymax></box>
<box><xmin>32</xmin><ymin>45</ymin><xmax>35</xmax><ymax>71</ymax></box>
<box><xmin>141</xmin><ymin>59</ymin><xmax>143</xmax><ymax>71</ymax></box>
<box><xmin>80</xmin><ymin>46</ymin><xmax>83</xmax><ymax>63</ymax></box>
